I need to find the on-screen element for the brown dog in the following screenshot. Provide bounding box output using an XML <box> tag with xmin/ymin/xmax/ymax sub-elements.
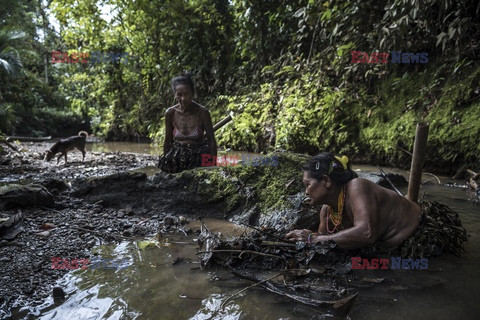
<box><xmin>45</xmin><ymin>131</ymin><xmax>88</xmax><ymax>164</ymax></box>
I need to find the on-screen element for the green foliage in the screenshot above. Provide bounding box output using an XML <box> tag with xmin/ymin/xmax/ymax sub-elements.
<box><xmin>375</xmin><ymin>0</ymin><xmax>480</xmax><ymax>59</ymax></box>
<box><xmin>46</xmin><ymin>0</ymin><xmax>238</xmax><ymax>139</ymax></box>
<box><xmin>253</xmin><ymin>152</ymin><xmax>307</xmax><ymax>211</ymax></box>
<box><xmin>1</xmin><ymin>0</ymin><xmax>479</xmax><ymax>174</ymax></box>
<box><xmin>216</xmin><ymin>69</ymin><xmax>360</xmax><ymax>156</ymax></box>
<box><xmin>274</xmin><ymin>74</ymin><xmax>354</xmax><ymax>154</ymax></box>
<box><xmin>0</xmin><ymin>103</ymin><xmax>18</xmax><ymax>135</ymax></box>
<box><xmin>0</xmin><ymin>0</ymin><xmax>77</xmax><ymax>136</ymax></box>
<box><xmin>216</xmin><ymin>87</ymin><xmax>275</xmax><ymax>152</ymax></box>
<box><xmin>358</xmin><ymin>61</ymin><xmax>480</xmax><ymax>171</ymax></box>
<box><xmin>213</xmin><ymin>56</ymin><xmax>479</xmax><ymax>173</ymax></box>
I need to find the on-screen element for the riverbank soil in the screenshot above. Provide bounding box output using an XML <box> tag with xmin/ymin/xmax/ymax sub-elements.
<box><xmin>0</xmin><ymin>141</ymin><xmax>277</xmax><ymax>315</ymax></box>
<box><xmin>0</xmin><ymin>142</ymin><xmax>166</xmax><ymax>316</ymax></box>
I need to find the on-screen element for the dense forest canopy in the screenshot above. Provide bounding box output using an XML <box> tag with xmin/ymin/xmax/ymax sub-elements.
<box><xmin>0</xmin><ymin>0</ymin><xmax>479</xmax><ymax>173</ymax></box>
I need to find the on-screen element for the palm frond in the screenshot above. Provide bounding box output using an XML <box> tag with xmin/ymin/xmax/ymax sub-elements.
<box><xmin>0</xmin><ymin>30</ymin><xmax>26</xmax><ymax>53</ymax></box>
<box><xmin>0</xmin><ymin>28</ymin><xmax>25</xmax><ymax>77</ymax></box>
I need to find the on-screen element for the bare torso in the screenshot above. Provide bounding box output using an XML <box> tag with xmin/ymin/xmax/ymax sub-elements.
<box><xmin>171</xmin><ymin>102</ymin><xmax>205</xmax><ymax>144</ymax></box>
<box><xmin>317</xmin><ymin>178</ymin><xmax>421</xmax><ymax>248</ymax></box>
<box><xmin>163</xmin><ymin>101</ymin><xmax>217</xmax><ymax>157</ymax></box>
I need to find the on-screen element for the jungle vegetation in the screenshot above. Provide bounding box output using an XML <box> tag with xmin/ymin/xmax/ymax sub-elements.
<box><xmin>0</xmin><ymin>0</ymin><xmax>479</xmax><ymax>174</ymax></box>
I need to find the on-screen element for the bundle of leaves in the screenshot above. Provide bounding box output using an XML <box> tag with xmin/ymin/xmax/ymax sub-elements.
<box><xmin>398</xmin><ymin>201</ymin><xmax>468</xmax><ymax>258</ymax></box>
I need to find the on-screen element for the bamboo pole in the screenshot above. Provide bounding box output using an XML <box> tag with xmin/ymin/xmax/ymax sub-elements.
<box><xmin>407</xmin><ymin>122</ymin><xmax>429</xmax><ymax>203</ymax></box>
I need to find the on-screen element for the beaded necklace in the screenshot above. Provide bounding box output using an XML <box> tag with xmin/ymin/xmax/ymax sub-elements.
<box><xmin>326</xmin><ymin>185</ymin><xmax>346</xmax><ymax>234</ymax></box>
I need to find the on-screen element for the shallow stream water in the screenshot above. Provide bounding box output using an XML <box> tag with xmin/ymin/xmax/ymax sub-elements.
<box><xmin>13</xmin><ymin>143</ymin><xmax>480</xmax><ymax>319</ymax></box>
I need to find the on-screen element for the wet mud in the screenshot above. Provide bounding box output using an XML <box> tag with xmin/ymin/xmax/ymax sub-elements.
<box><xmin>0</xmin><ymin>142</ymin><xmax>183</xmax><ymax>316</ymax></box>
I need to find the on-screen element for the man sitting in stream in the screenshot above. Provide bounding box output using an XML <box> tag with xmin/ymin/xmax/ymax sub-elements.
<box><xmin>285</xmin><ymin>152</ymin><xmax>467</xmax><ymax>257</ymax></box>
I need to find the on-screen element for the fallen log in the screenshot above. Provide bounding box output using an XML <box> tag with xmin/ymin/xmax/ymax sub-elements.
<box><xmin>213</xmin><ymin>111</ymin><xmax>234</xmax><ymax>132</ymax></box>
<box><xmin>6</xmin><ymin>135</ymin><xmax>52</xmax><ymax>142</ymax></box>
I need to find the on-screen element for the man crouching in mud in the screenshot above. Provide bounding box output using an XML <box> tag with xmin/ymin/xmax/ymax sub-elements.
<box><xmin>286</xmin><ymin>152</ymin><xmax>421</xmax><ymax>249</ymax></box>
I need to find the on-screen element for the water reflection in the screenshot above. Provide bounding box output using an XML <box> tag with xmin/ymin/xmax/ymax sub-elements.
<box><xmin>21</xmin><ymin>219</ymin><xmax>340</xmax><ymax>319</ymax></box>
<box><xmin>87</xmin><ymin>142</ymin><xmax>162</xmax><ymax>156</ymax></box>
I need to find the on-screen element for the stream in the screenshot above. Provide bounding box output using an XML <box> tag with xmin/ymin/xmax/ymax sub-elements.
<box><xmin>6</xmin><ymin>142</ymin><xmax>480</xmax><ymax>319</ymax></box>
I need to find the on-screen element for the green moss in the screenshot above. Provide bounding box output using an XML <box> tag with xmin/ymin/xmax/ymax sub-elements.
<box><xmin>183</xmin><ymin>152</ymin><xmax>308</xmax><ymax>215</ymax></box>
<box><xmin>253</xmin><ymin>152</ymin><xmax>308</xmax><ymax>211</ymax></box>
<box><xmin>356</xmin><ymin>61</ymin><xmax>480</xmax><ymax>171</ymax></box>
<box><xmin>182</xmin><ymin>167</ymin><xmax>247</xmax><ymax>212</ymax></box>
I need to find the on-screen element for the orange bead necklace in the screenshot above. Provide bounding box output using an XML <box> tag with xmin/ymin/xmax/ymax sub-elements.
<box><xmin>327</xmin><ymin>185</ymin><xmax>346</xmax><ymax>234</ymax></box>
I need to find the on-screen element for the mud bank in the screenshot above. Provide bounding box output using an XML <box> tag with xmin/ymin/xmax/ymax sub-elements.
<box><xmin>0</xmin><ymin>142</ymin><xmax>163</xmax><ymax>317</ymax></box>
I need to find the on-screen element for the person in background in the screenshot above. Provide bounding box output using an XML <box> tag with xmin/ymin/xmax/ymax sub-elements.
<box><xmin>158</xmin><ymin>73</ymin><xmax>217</xmax><ymax>173</ymax></box>
<box><xmin>285</xmin><ymin>152</ymin><xmax>421</xmax><ymax>249</ymax></box>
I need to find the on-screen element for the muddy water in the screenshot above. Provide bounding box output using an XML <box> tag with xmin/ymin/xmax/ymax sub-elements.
<box><xmin>15</xmin><ymin>144</ymin><xmax>480</xmax><ymax>319</ymax></box>
<box><xmin>88</xmin><ymin>142</ymin><xmax>162</xmax><ymax>155</ymax></box>
<box><xmin>349</xmin><ymin>167</ymin><xmax>480</xmax><ymax>320</ymax></box>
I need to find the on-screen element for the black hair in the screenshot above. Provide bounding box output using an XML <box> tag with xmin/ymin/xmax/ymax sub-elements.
<box><xmin>303</xmin><ymin>152</ymin><xmax>357</xmax><ymax>185</ymax></box>
<box><xmin>172</xmin><ymin>72</ymin><xmax>195</xmax><ymax>95</ymax></box>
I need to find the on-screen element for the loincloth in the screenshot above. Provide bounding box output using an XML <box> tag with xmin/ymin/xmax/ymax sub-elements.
<box><xmin>158</xmin><ymin>142</ymin><xmax>209</xmax><ymax>173</ymax></box>
<box><xmin>394</xmin><ymin>201</ymin><xmax>468</xmax><ymax>258</ymax></box>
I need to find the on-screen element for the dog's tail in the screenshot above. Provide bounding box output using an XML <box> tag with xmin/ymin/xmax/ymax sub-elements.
<box><xmin>78</xmin><ymin>131</ymin><xmax>88</xmax><ymax>138</ymax></box>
